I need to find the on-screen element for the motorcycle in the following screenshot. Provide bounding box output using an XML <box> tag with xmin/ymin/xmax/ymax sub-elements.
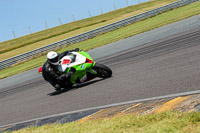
<box><xmin>57</xmin><ymin>51</ymin><xmax>112</xmax><ymax>85</ymax></box>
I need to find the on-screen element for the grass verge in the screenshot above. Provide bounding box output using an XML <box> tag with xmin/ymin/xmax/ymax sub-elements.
<box><xmin>5</xmin><ymin>111</ymin><xmax>200</xmax><ymax>133</ymax></box>
<box><xmin>0</xmin><ymin>0</ymin><xmax>178</xmax><ymax>60</ymax></box>
<box><xmin>0</xmin><ymin>1</ymin><xmax>200</xmax><ymax>79</ymax></box>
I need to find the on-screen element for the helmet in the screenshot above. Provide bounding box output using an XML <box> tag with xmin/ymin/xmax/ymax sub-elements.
<box><xmin>47</xmin><ymin>51</ymin><xmax>59</xmax><ymax>65</ymax></box>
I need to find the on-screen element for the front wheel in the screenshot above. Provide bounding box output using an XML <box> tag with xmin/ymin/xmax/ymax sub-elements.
<box><xmin>93</xmin><ymin>63</ymin><xmax>112</xmax><ymax>78</ymax></box>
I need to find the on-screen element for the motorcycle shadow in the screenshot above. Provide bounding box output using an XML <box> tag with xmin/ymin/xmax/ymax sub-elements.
<box><xmin>48</xmin><ymin>78</ymin><xmax>104</xmax><ymax>96</ymax></box>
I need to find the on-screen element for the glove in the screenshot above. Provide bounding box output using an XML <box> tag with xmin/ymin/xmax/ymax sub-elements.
<box><xmin>57</xmin><ymin>74</ymin><xmax>68</xmax><ymax>81</ymax></box>
<box><xmin>70</xmin><ymin>67</ymin><xmax>76</xmax><ymax>73</ymax></box>
<box><xmin>75</xmin><ymin>48</ymin><xmax>79</xmax><ymax>52</ymax></box>
<box><xmin>71</xmin><ymin>48</ymin><xmax>79</xmax><ymax>52</ymax></box>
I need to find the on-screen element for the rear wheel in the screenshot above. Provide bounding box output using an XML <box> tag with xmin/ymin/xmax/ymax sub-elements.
<box><xmin>93</xmin><ymin>63</ymin><xmax>112</xmax><ymax>78</ymax></box>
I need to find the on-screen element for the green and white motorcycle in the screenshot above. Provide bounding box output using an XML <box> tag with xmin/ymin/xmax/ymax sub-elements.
<box><xmin>58</xmin><ymin>51</ymin><xmax>112</xmax><ymax>86</ymax></box>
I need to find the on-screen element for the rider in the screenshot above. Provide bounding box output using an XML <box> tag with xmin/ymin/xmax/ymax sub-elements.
<box><xmin>42</xmin><ymin>48</ymin><xmax>79</xmax><ymax>91</ymax></box>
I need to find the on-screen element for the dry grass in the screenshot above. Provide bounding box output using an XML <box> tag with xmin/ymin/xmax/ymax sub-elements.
<box><xmin>6</xmin><ymin>111</ymin><xmax>200</xmax><ymax>133</ymax></box>
<box><xmin>0</xmin><ymin>0</ymin><xmax>178</xmax><ymax>60</ymax></box>
<box><xmin>0</xmin><ymin>1</ymin><xmax>200</xmax><ymax>79</ymax></box>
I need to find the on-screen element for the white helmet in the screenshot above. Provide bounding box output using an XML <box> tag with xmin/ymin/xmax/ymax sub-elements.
<box><xmin>47</xmin><ymin>51</ymin><xmax>59</xmax><ymax>65</ymax></box>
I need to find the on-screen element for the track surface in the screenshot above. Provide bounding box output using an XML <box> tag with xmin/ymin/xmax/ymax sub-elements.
<box><xmin>1</xmin><ymin>27</ymin><xmax>200</xmax><ymax>126</ymax></box>
<box><xmin>1</xmin><ymin>14</ymin><xmax>200</xmax><ymax>89</ymax></box>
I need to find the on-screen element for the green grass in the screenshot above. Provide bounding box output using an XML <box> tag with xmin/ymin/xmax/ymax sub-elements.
<box><xmin>0</xmin><ymin>0</ymin><xmax>178</xmax><ymax>60</ymax></box>
<box><xmin>0</xmin><ymin>1</ymin><xmax>200</xmax><ymax>79</ymax></box>
<box><xmin>5</xmin><ymin>111</ymin><xmax>200</xmax><ymax>133</ymax></box>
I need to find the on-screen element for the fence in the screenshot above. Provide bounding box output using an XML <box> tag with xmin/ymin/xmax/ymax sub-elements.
<box><xmin>0</xmin><ymin>0</ymin><xmax>198</xmax><ymax>70</ymax></box>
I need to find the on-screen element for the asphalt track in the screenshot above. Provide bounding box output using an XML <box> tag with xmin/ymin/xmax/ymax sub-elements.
<box><xmin>1</xmin><ymin>14</ymin><xmax>200</xmax><ymax>89</ymax></box>
<box><xmin>1</xmin><ymin>25</ymin><xmax>200</xmax><ymax>126</ymax></box>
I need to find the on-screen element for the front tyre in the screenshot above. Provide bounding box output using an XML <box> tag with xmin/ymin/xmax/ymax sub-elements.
<box><xmin>93</xmin><ymin>63</ymin><xmax>112</xmax><ymax>78</ymax></box>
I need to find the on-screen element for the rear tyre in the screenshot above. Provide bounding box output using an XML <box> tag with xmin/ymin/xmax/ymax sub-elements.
<box><xmin>93</xmin><ymin>63</ymin><xmax>112</xmax><ymax>78</ymax></box>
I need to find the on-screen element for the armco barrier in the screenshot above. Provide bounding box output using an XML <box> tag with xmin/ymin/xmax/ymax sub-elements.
<box><xmin>0</xmin><ymin>0</ymin><xmax>198</xmax><ymax>70</ymax></box>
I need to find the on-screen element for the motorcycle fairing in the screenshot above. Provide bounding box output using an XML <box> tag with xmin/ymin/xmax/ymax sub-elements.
<box><xmin>58</xmin><ymin>51</ymin><xmax>96</xmax><ymax>84</ymax></box>
<box><xmin>58</xmin><ymin>52</ymin><xmax>86</xmax><ymax>73</ymax></box>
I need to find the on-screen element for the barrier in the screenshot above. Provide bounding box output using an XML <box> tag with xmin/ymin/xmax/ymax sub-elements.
<box><xmin>0</xmin><ymin>0</ymin><xmax>198</xmax><ymax>70</ymax></box>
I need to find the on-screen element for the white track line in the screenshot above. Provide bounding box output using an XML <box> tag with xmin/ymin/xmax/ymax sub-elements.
<box><xmin>1</xmin><ymin>90</ymin><xmax>200</xmax><ymax>128</ymax></box>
